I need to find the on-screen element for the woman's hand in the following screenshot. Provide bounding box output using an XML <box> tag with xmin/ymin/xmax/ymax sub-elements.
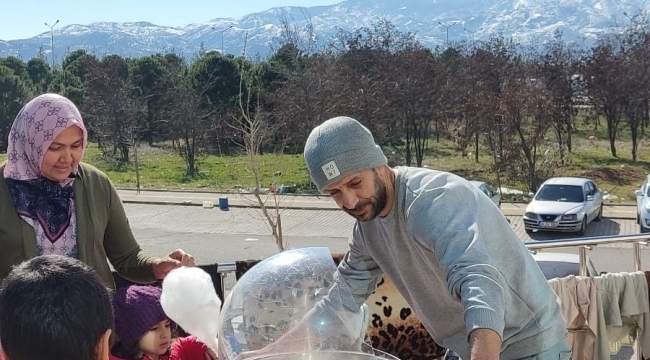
<box><xmin>152</xmin><ymin>248</ymin><xmax>196</xmax><ymax>279</ymax></box>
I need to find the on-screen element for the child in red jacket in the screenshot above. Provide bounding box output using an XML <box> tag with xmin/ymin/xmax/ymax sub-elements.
<box><xmin>111</xmin><ymin>285</ymin><xmax>217</xmax><ymax>360</ymax></box>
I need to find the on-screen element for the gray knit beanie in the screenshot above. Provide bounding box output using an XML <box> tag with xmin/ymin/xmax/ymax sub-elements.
<box><xmin>304</xmin><ymin>116</ymin><xmax>387</xmax><ymax>193</ymax></box>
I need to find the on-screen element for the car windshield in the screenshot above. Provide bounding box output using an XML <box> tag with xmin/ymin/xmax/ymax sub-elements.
<box><xmin>535</xmin><ymin>184</ymin><xmax>584</xmax><ymax>202</ymax></box>
<box><xmin>535</xmin><ymin>260</ymin><xmax>597</xmax><ymax>279</ymax></box>
<box><xmin>536</xmin><ymin>261</ymin><xmax>580</xmax><ymax>280</ymax></box>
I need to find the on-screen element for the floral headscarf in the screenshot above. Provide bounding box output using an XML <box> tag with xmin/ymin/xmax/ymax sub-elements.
<box><xmin>4</xmin><ymin>93</ymin><xmax>88</xmax><ymax>244</ymax></box>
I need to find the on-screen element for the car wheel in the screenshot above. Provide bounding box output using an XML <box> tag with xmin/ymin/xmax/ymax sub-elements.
<box><xmin>577</xmin><ymin>218</ymin><xmax>587</xmax><ymax>236</ymax></box>
<box><xmin>594</xmin><ymin>204</ymin><xmax>603</xmax><ymax>222</ymax></box>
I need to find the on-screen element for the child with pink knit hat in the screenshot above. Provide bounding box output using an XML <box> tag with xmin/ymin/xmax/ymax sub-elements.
<box><xmin>111</xmin><ymin>285</ymin><xmax>217</xmax><ymax>360</ymax></box>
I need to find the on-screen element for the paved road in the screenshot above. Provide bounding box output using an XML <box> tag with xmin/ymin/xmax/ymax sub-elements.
<box><xmin>117</xmin><ymin>189</ymin><xmax>638</xmax><ymax>218</ymax></box>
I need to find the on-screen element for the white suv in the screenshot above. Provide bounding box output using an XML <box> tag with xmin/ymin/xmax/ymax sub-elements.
<box><xmin>531</xmin><ymin>252</ymin><xmax>599</xmax><ymax>279</ymax></box>
<box><xmin>635</xmin><ymin>175</ymin><xmax>650</xmax><ymax>233</ymax></box>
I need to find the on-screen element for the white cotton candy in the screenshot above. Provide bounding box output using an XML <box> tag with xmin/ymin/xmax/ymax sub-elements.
<box><xmin>161</xmin><ymin>266</ymin><xmax>221</xmax><ymax>353</ymax></box>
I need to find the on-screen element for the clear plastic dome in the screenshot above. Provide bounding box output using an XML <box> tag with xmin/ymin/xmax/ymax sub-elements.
<box><xmin>218</xmin><ymin>247</ymin><xmax>400</xmax><ymax>360</ymax></box>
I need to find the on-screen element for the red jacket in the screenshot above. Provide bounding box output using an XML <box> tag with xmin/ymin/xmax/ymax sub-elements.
<box><xmin>110</xmin><ymin>335</ymin><xmax>211</xmax><ymax>360</ymax></box>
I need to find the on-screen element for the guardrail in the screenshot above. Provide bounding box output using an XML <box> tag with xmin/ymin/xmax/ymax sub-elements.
<box><xmin>215</xmin><ymin>233</ymin><xmax>650</xmax><ymax>291</ymax></box>
<box><xmin>525</xmin><ymin>233</ymin><xmax>650</xmax><ymax>276</ymax></box>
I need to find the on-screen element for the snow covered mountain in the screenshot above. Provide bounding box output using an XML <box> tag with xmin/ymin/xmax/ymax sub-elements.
<box><xmin>0</xmin><ymin>0</ymin><xmax>647</xmax><ymax>61</ymax></box>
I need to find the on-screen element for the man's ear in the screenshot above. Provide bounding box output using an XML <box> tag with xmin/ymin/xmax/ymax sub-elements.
<box><xmin>96</xmin><ymin>329</ymin><xmax>112</xmax><ymax>360</ymax></box>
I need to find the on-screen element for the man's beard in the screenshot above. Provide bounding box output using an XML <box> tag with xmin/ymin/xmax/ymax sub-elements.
<box><xmin>343</xmin><ymin>171</ymin><xmax>388</xmax><ymax>222</ymax></box>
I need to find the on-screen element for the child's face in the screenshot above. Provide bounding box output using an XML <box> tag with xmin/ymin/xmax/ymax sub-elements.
<box><xmin>139</xmin><ymin>319</ymin><xmax>172</xmax><ymax>358</ymax></box>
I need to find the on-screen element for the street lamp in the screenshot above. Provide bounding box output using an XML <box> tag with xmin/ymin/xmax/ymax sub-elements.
<box><xmin>44</xmin><ymin>20</ymin><xmax>59</xmax><ymax>68</ymax></box>
<box><xmin>438</xmin><ymin>21</ymin><xmax>458</xmax><ymax>46</ymax></box>
<box><xmin>212</xmin><ymin>25</ymin><xmax>233</xmax><ymax>54</ymax></box>
<box><xmin>622</xmin><ymin>12</ymin><xmax>637</xmax><ymax>23</ymax></box>
<box><xmin>463</xmin><ymin>27</ymin><xmax>482</xmax><ymax>46</ymax></box>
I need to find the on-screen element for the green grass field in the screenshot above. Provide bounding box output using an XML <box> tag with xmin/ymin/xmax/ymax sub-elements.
<box><xmin>1</xmin><ymin>127</ymin><xmax>649</xmax><ymax>202</ymax></box>
<box><xmin>82</xmin><ymin>144</ymin><xmax>310</xmax><ymax>192</ymax></box>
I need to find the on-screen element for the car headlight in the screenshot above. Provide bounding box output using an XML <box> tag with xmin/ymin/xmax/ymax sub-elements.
<box><xmin>525</xmin><ymin>212</ymin><xmax>537</xmax><ymax>219</ymax></box>
<box><xmin>562</xmin><ymin>214</ymin><xmax>577</xmax><ymax>220</ymax></box>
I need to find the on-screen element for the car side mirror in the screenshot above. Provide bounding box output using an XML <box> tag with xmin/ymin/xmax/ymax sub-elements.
<box><xmin>636</xmin><ymin>190</ymin><xmax>643</xmax><ymax>197</ymax></box>
<box><xmin>528</xmin><ymin>192</ymin><xmax>534</xmax><ymax>198</ymax></box>
<box><xmin>587</xmin><ymin>195</ymin><xmax>594</xmax><ymax>201</ymax></box>
<box><xmin>599</xmin><ymin>271</ymin><xmax>608</xmax><ymax>276</ymax></box>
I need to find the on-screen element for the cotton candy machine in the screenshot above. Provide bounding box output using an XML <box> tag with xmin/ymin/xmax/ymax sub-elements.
<box><xmin>238</xmin><ymin>348</ymin><xmax>401</xmax><ymax>360</ymax></box>
<box><xmin>218</xmin><ymin>247</ymin><xmax>400</xmax><ymax>360</ymax></box>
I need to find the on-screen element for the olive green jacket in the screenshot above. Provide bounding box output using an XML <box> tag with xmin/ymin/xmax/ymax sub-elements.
<box><xmin>0</xmin><ymin>162</ymin><xmax>157</xmax><ymax>289</ymax></box>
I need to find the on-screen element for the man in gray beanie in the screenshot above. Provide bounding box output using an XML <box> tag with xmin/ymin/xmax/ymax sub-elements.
<box><xmin>299</xmin><ymin>116</ymin><xmax>570</xmax><ymax>360</ymax></box>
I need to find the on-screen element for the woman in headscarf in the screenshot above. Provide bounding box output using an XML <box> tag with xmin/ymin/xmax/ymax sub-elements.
<box><xmin>0</xmin><ymin>93</ymin><xmax>195</xmax><ymax>288</ymax></box>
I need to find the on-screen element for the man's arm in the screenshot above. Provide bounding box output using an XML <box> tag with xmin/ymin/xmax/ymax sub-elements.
<box><xmin>469</xmin><ymin>329</ymin><xmax>501</xmax><ymax>360</ymax></box>
<box><xmin>406</xmin><ymin>175</ymin><xmax>508</xmax><ymax>344</ymax></box>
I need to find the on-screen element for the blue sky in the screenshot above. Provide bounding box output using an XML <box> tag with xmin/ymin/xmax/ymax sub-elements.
<box><xmin>0</xmin><ymin>0</ymin><xmax>342</xmax><ymax>40</ymax></box>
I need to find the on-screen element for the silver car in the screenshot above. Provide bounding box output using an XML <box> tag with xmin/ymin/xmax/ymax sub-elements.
<box><xmin>635</xmin><ymin>174</ymin><xmax>650</xmax><ymax>233</ymax></box>
<box><xmin>523</xmin><ymin>177</ymin><xmax>604</xmax><ymax>235</ymax></box>
<box><xmin>469</xmin><ymin>180</ymin><xmax>501</xmax><ymax>208</ymax></box>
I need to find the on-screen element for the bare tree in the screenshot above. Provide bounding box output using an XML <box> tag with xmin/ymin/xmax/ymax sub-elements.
<box><xmin>231</xmin><ymin>35</ymin><xmax>287</xmax><ymax>252</ymax></box>
<box><xmin>390</xmin><ymin>47</ymin><xmax>442</xmax><ymax>167</ymax></box>
<box><xmin>585</xmin><ymin>39</ymin><xmax>625</xmax><ymax>158</ymax></box>
<box><xmin>159</xmin><ymin>60</ymin><xmax>217</xmax><ymax>177</ymax></box>
<box><xmin>82</xmin><ymin>55</ymin><xmax>140</xmax><ymax>163</ymax></box>
<box><xmin>619</xmin><ymin>16</ymin><xmax>650</xmax><ymax>160</ymax></box>
<box><xmin>498</xmin><ymin>61</ymin><xmax>559</xmax><ymax>192</ymax></box>
<box><xmin>538</xmin><ymin>30</ymin><xmax>582</xmax><ymax>157</ymax></box>
<box><xmin>331</xmin><ymin>20</ymin><xmax>421</xmax><ymax>156</ymax></box>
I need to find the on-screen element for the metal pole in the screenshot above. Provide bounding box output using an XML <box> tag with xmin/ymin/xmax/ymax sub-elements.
<box><xmin>579</xmin><ymin>246</ymin><xmax>588</xmax><ymax>277</ymax></box>
<box><xmin>44</xmin><ymin>20</ymin><xmax>59</xmax><ymax>68</ymax></box>
<box><xmin>634</xmin><ymin>241</ymin><xmax>644</xmax><ymax>271</ymax></box>
<box><xmin>210</xmin><ymin>25</ymin><xmax>232</xmax><ymax>54</ymax></box>
<box><xmin>463</xmin><ymin>28</ymin><xmax>481</xmax><ymax>46</ymax></box>
<box><xmin>438</xmin><ymin>21</ymin><xmax>458</xmax><ymax>46</ymax></box>
<box><xmin>221</xmin><ymin>25</ymin><xmax>233</xmax><ymax>54</ymax></box>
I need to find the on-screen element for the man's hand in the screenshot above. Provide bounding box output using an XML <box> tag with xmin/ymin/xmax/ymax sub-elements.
<box><xmin>469</xmin><ymin>328</ymin><xmax>501</xmax><ymax>360</ymax></box>
<box><xmin>152</xmin><ymin>249</ymin><xmax>196</xmax><ymax>280</ymax></box>
<box><xmin>204</xmin><ymin>348</ymin><xmax>218</xmax><ymax>360</ymax></box>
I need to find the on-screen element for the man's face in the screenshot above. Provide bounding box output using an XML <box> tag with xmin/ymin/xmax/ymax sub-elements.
<box><xmin>324</xmin><ymin>169</ymin><xmax>388</xmax><ymax>221</ymax></box>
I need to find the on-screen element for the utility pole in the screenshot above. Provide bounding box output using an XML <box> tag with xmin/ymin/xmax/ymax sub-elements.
<box><xmin>44</xmin><ymin>20</ymin><xmax>60</xmax><ymax>68</ymax></box>
<box><xmin>438</xmin><ymin>21</ymin><xmax>458</xmax><ymax>46</ymax></box>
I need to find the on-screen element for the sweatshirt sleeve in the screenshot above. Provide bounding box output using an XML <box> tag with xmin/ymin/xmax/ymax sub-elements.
<box><xmin>170</xmin><ymin>335</ymin><xmax>210</xmax><ymax>360</ymax></box>
<box><xmin>406</xmin><ymin>176</ymin><xmax>506</xmax><ymax>340</ymax></box>
<box><xmin>334</xmin><ymin>222</ymin><xmax>385</xmax><ymax>307</ymax></box>
<box><xmin>103</xmin><ymin>178</ymin><xmax>158</xmax><ymax>283</ymax></box>
<box><xmin>307</xmin><ymin>224</ymin><xmax>383</xmax><ymax>347</ymax></box>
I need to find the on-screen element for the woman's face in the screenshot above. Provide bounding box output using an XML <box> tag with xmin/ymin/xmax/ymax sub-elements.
<box><xmin>41</xmin><ymin>126</ymin><xmax>84</xmax><ymax>182</ymax></box>
<box><xmin>138</xmin><ymin>319</ymin><xmax>172</xmax><ymax>358</ymax></box>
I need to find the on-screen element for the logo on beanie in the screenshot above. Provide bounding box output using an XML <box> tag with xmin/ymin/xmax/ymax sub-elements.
<box><xmin>322</xmin><ymin>161</ymin><xmax>341</xmax><ymax>180</ymax></box>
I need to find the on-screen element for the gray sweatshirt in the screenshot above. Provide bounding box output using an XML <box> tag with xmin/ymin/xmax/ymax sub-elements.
<box><xmin>334</xmin><ymin>167</ymin><xmax>566</xmax><ymax>360</ymax></box>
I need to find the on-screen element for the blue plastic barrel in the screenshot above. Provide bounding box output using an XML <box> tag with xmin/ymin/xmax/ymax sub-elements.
<box><xmin>219</xmin><ymin>196</ymin><xmax>229</xmax><ymax>210</ymax></box>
